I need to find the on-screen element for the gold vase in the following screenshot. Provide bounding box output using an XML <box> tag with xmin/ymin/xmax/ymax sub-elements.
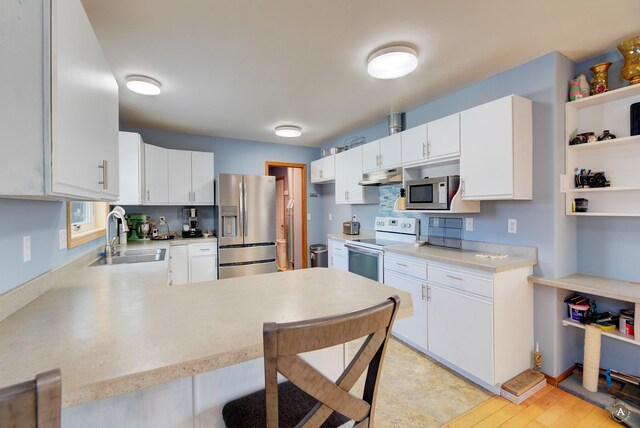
<box><xmin>589</xmin><ymin>62</ymin><xmax>612</xmax><ymax>94</ymax></box>
<box><xmin>618</xmin><ymin>35</ymin><xmax>640</xmax><ymax>85</ymax></box>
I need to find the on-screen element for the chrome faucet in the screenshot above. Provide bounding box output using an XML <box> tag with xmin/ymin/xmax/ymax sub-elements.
<box><xmin>105</xmin><ymin>206</ymin><xmax>128</xmax><ymax>260</ymax></box>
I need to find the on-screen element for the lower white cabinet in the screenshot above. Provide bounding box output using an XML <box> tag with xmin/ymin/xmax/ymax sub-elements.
<box><xmin>328</xmin><ymin>239</ymin><xmax>347</xmax><ymax>271</ymax></box>
<box><xmin>170</xmin><ymin>243</ymin><xmax>218</xmax><ymax>285</ymax></box>
<box><xmin>384</xmin><ymin>270</ymin><xmax>428</xmax><ymax>351</ymax></box>
<box><xmin>383</xmin><ymin>253</ymin><xmax>533</xmax><ymax>392</ymax></box>
<box><xmin>427</xmin><ymin>282</ymin><xmax>493</xmax><ymax>385</ymax></box>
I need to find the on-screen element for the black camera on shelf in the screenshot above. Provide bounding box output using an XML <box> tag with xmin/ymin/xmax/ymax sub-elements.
<box><xmin>575</xmin><ymin>171</ymin><xmax>610</xmax><ymax>188</ymax></box>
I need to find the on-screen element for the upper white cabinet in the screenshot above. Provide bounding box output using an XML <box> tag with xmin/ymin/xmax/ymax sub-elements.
<box><xmin>0</xmin><ymin>0</ymin><xmax>119</xmax><ymax>201</ymax></box>
<box><xmin>144</xmin><ymin>144</ymin><xmax>169</xmax><ymax>205</ymax></box>
<box><xmin>168</xmin><ymin>150</ymin><xmax>215</xmax><ymax>205</ymax></box>
<box><xmin>117</xmin><ymin>132</ymin><xmax>144</xmax><ymax>205</ymax></box>
<box><xmin>362</xmin><ymin>134</ymin><xmax>402</xmax><ymax>173</ymax></box>
<box><xmin>562</xmin><ymin>84</ymin><xmax>640</xmax><ymax>217</ymax></box>
<box><xmin>334</xmin><ymin>146</ymin><xmax>377</xmax><ymax>204</ymax></box>
<box><xmin>460</xmin><ymin>95</ymin><xmax>532</xmax><ymax>200</ymax></box>
<box><xmin>401</xmin><ymin>114</ymin><xmax>460</xmax><ymax>166</ymax></box>
<box><xmin>310</xmin><ymin>155</ymin><xmax>335</xmax><ymax>183</ymax></box>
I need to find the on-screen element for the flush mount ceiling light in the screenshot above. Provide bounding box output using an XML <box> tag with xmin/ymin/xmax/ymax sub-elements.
<box><xmin>275</xmin><ymin>125</ymin><xmax>302</xmax><ymax>138</ymax></box>
<box><xmin>126</xmin><ymin>75</ymin><xmax>161</xmax><ymax>95</ymax></box>
<box><xmin>367</xmin><ymin>46</ymin><xmax>418</xmax><ymax>79</ymax></box>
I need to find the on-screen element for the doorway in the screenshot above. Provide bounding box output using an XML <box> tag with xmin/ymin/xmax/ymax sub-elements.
<box><xmin>265</xmin><ymin>161</ymin><xmax>307</xmax><ymax>269</ymax></box>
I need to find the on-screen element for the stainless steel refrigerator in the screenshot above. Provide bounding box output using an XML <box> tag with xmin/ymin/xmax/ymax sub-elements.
<box><xmin>217</xmin><ymin>174</ymin><xmax>276</xmax><ymax>279</ymax></box>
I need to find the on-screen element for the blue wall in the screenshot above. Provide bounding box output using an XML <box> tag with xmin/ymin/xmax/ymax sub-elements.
<box><xmin>0</xmin><ymin>199</ymin><xmax>103</xmax><ymax>295</ymax></box>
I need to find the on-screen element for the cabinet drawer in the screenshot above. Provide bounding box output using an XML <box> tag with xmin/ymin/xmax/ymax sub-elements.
<box><xmin>384</xmin><ymin>255</ymin><xmax>427</xmax><ymax>280</ymax></box>
<box><xmin>428</xmin><ymin>264</ymin><xmax>492</xmax><ymax>298</ymax></box>
<box><xmin>190</xmin><ymin>243</ymin><xmax>217</xmax><ymax>253</ymax></box>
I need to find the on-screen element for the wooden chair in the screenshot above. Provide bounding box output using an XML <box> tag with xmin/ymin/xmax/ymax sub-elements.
<box><xmin>223</xmin><ymin>295</ymin><xmax>400</xmax><ymax>428</ymax></box>
<box><xmin>0</xmin><ymin>369</ymin><xmax>61</xmax><ymax>428</ymax></box>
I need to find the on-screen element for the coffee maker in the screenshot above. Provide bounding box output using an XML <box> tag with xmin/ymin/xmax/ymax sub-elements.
<box><xmin>182</xmin><ymin>208</ymin><xmax>203</xmax><ymax>238</ymax></box>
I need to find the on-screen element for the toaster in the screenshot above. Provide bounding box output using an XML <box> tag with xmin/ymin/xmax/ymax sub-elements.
<box><xmin>342</xmin><ymin>220</ymin><xmax>360</xmax><ymax>235</ymax></box>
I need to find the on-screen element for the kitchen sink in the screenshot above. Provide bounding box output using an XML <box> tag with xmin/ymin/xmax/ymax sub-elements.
<box><xmin>90</xmin><ymin>248</ymin><xmax>167</xmax><ymax>266</ymax></box>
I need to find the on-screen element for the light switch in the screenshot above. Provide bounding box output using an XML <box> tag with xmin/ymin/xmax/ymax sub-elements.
<box><xmin>508</xmin><ymin>219</ymin><xmax>517</xmax><ymax>234</ymax></box>
<box><xmin>329</xmin><ymin>213</ymin><xmax>332</xmax><ymax>221</ymax></box>
<box><xmin>307</xmin><ymin>213</ymin><xmax>311</xmax><ymax>221</ymax></box>
<box><xmin>23</xmin><ymin>236</ymin><xmax>31</xmax><ymax>262</ymax></box>
<box><xmin>59</xmin><ymin>229</ymin><xmax>67</xmax><ymax>250</ymax></box>
<box><xmin>465</xmin><ymin>218</ymin><xmax>474</xmax><ymax>232</ymax></box>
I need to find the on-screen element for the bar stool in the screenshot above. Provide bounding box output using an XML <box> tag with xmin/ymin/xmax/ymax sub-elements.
<box><xmin>223</xmin><ymin>295</ymin><xmax>400</xmax><ymax>428</ymax></box>
<box><xmin>0</xmin><ymin>369</ymin><xmax>62</xmax><ymax>428</ymax></box>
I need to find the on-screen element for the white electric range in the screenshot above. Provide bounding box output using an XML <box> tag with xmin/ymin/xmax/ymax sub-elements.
<box><xmin>345</xmin><ymin>217</ymin><xmax>419</xmax><ymax>282</ymax></box>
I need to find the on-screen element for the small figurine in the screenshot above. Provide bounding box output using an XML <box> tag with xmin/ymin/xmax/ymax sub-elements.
<box><xmin>576</xmin><ymin>73</ymin><xmax>590</xmax><ymax>98</ymax></box>
<box><xmin>569</xmin><ymin>79</ymin><xmax>581</xmax><ymax>101</ymax></box>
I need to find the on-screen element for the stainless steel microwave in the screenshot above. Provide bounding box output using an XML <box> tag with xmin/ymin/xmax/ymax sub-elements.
<box><xmin>405</xmin><ymin>176</ymin><xmax>460</xmax><ymax>210</ymax></box>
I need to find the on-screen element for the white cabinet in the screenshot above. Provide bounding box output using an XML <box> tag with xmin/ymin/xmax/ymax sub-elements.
<box><xmin>310</xmin><ymin>155</ymin><xmax>335</xmax><ymax>183</ymax></box>
<box><xmin>460</xmin><ymin>95</ymin><xmax>532</xmax><ymax>200</ymax></box>
<box><xmin>189</xmin><ymin>244</ymin><xmax>218</xmax><ymax>283</ymax></box>
<box><xmin>170</xmin><ymin>243</ymin><xmax>218</xmax><ymax>285</ymax></box>
<box><xmin>563</xmin><ymin>84</ymin><xmax>640</xmax><ymax>216</ymax></box>
<box><xmin>427</xmin><ymin>283</ymin><xmax>493</xmax><ymax>384</ymax></box>
<box><xmin>328</xmin><ymin>239</ymin><xmax>347</xmax><ymax>271</ymax></box>
<box><xmin>334</xmin><ymin>147</ymin><xmax>377</xmax><ymax>205</ymax></box>
<box><xmin>191</xmin><ymin>152</ymin><xmax>215</xmax><ymax>205</ymax></box>
<box><xmin>168</xmin><ymin>150</ymin><xmax>192</xmax><ymax>205</ymax></box>
<box><xmin>169</xmin><ymin>245</ymin><xmax>189</xmax><ymax>286</ymax></box>
<box><xmin>401</xmin><ymin>114</ymin><xmax>460</xmax><ymax>166</ymax></box>
<box><xmin>384</xmin><ymin>254</ymin><xmax>428</xmax><ymax>352</ymax></box>
<box><xmin>0</xmin><ymin>0</ymin><xmax>119</xmax><ymax>201</ymax></box>
<box><xmin>117</xmin><ymin>132</ymin><xmax>144</xmax><ymax>205</ymax></box>
<box><xmin>168</xmin><ymin>150</ymin><xmax>215</xmax><ymax>205</ymax></box>
<box><xmin>362</xmin><ymin>135</ymin><xmax>402</xmax><ymax>173</ymax></box>
<box><xmin>144</xmin><ymin>144</ymin><xmax>169</xmax><ymax>205</ymax></box>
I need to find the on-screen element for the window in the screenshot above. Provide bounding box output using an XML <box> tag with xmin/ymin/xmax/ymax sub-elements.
<box><xmin>66</xmin><ymin>201</ymin><xmax>108</xmax><ymax>248</ymax></box>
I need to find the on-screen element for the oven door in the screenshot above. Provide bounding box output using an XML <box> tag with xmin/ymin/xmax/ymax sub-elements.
<box><xmin>345</xmin><ymin>243</ymin><xmax>383</xmax><ymax>282</ymax></box>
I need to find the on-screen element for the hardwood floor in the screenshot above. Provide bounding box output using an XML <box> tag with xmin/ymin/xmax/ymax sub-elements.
<box><xmin>444</xmin><ymin>384</ymin><xmax>621</xmax><ymax>427</ymax></box>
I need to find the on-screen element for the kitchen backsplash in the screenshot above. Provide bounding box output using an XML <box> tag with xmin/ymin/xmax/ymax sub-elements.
<box><xmin>119</xmin><ymin>206</ymin><xmax>215</xmax><ymax>235</ymax></box>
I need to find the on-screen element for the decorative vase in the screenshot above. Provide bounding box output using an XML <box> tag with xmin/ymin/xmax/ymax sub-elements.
<box><xmin>569</xmin><ymin>79</ymin><xmax>581</xmax><ymax>101</ymax></box>
<box><xmin>618</xmin><ymin>35</ymin><xmax>640</xmax><ymax>85</ymax></box>
<box><xmin>577</xmin><ymin>73</ymin><xmax>590</xmax><ymax>97</ymax></box>
<box><xmin>589</xmin><ymin>62</ymin><xmax>612</xmax><ymax>94</ymax></box>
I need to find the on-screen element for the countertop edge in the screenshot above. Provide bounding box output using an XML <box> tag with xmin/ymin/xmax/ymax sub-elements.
<box><xmin>529</xmin><ymin>274</ymin><xmax>640</xmax><ymax>303</ymax></box>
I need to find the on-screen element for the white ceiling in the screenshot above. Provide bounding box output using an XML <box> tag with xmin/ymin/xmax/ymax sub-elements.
<box><xmin>81</xmin><ymin>0</ymin><xmax>640</xmax><ymax>147</ymax></box>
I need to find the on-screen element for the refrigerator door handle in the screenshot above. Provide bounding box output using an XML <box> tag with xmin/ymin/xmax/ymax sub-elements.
<box><xmin>243</xmin><ymin>180</ymin><xmax>248</xmax><ymax>237</ymax></box>
<box><xmin>238</xmin><ymin>180</ymin><xmax>245</xmax><ymax>239</ymax></box>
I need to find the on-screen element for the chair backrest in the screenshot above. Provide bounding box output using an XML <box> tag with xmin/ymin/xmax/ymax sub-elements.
<box><xmin>0</xmin><ymin>369</ymin><xmax>61</xmax><ymax>428</ymax></box>
<box><xmin>263</xmin><ymin>295</ymin><xmax>400</xmax><ymax>428</ymax></box>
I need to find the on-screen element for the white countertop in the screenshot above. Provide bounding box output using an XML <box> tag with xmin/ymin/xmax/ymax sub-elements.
<box><xmin>0</xmin><ymin>244</ymin><xmax>412</xmax><ymax>407</ymax></box>
<box><xmin>531</xmin><ymin>274</ymin><xmax>640</xmax><ymax>303</ymax></box>
<box><xmin>385</xmin><ymin>243</ymin><xmax>537</xmax><ymax>273</ymax></box>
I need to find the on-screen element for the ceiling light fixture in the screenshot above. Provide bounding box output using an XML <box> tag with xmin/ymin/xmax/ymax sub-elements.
<box><xmin>275</xmin><ymin>125</ymin><xmax>302</xmax><ymax>138</ymax></box>
<box><xmin>126</xmin><ymin>75</ymin><xmax>162</xmax><ymax>95</ymax></box>
<box><xmin>367</xmin><ymin>46</ymin><xmax>418</xmax><ymax>80</ymax></box>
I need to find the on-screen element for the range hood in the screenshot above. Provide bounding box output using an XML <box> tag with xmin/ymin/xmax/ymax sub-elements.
<box><xmin>358</xmin><ymin>168</ymin><xmax>402</xmax><ymax>186</ymax></box>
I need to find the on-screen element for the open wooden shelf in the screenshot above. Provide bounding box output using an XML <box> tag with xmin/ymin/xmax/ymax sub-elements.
<box><xmin>567</xmin><ymin>186</ymin><xmax>640</xmax><ymax>193</ymax></box>
<box><xmin>562</xmin><ymin>318</ymin><xmax>638</xmax><ymax>346</ymax></box>
<box><xmin>567</xmin><ymin>84</ymin><xmax>640</xmax><ymax>110</ymax></box>
<box><xmin>567</xmin><ymin>212</ymin><xmax>640</xmax><ymax>217</ymax></box>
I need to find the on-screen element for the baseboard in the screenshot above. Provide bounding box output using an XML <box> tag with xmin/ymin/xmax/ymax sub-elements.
<box><xmin>0</xmin><ymin>247</ymin><xmax>100</xmax><ymax>321</ymax></box>
<box><xmin>544</xmin><ymin>364</ymin><xmax>576</xmax><ymax>387</ymax></box>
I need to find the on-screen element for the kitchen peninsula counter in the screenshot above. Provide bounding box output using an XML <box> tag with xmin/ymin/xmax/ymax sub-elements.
<box><xmin>0</xmin><ymin>253</ymin><xmax>412</xmax><ymax>408</ymax></box>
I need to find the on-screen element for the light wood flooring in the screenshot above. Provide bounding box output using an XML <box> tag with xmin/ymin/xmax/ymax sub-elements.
<box><xmin>444</xmin><ymin>384</ymin><xmax>621</xmax><ymax>427</ymax></box>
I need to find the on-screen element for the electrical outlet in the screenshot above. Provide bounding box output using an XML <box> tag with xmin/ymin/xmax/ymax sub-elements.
<box><xmin>307</xmin><ymin>213</ymin><xmax>311</xmax><ymax>221</ymax></box>
<box><xmin>465</xmin><ymin>218</ymin><xmax>474</xmax><ymax>232</ymax></box>
<box><xmin>159</xmin><ymin>216</ymin><xmax>166</xmax><ymax>222</ymax></box>
<box><xmin>59</xmin><ymin>229</ymin><xmax>67</xmax><ymax>250</ymax></box>
<box><xmin>329</xmin><ymin>213</ymin><xmax>332</xmax><ymax>221</ymax></box>
<box><xmin>508</xmin><ymin>219</ymin><xmax>517</xmax><ymax>234</ymax></box>
<box><xmin>23</xmin><ymin>235</ymin><xmax>31</xmax><ymax>262</ymax></box>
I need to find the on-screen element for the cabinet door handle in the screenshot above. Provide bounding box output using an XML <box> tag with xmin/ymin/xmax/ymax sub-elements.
<box><xmin>147</xmin><ymin>189</ymin><xmax>150</xmax><ymax>201</ymax></box>
<box><xmin>422</xmin><ymin>142</ymin><xmax>427</xmax><ymax>157</ymax></box>
<box><xmin>98</xmin><ymin>160</ymin><xmax>108</xmax><ymax>189</ymax></box>
<box><xmin>199</xmin><ymin>248</ymin><xmax>210</xmax><ymax>252</ymax></box>
<box><xmin>427</xmin><ymin>141</ymin><xmax>431</xmax><ymax>156</ymax></box>
<box><xmin>428</xmin><ymin>285</ymin><xmax>431</xmax><ymax>301</ymax></box>
<box><xmin>396</xmin><ymin>263</ymin><xmax>407</xmax><ymax>267</ymax></box>
<box><xmin>320</xmin><ymin>170</ymin><xmax>323</xmax><ymax>179</ymax></box>
<box><xmin>461</xmin><ymin>178</ymin><xmax>465</xmax><ymax>196</ymax></box>
<box><xmin>446</xmin><ymin>274</ymin><xmax>463</xmax><ymax>281</ymax></box>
